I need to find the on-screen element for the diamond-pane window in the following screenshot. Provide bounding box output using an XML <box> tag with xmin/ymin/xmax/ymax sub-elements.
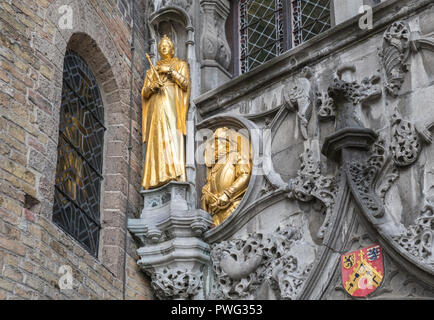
<box><xmin>53</xmin><ymin>50</ymin><xmax>105</xmax><ymax>257</ymax></box>
<box><xmin>291</xmin><ymin>0</ymin><xmax>331</xmax><ymax>46</ymax></box>
<box><xmin>240</xmin><ymin>0</ymin><xmax>284</xmax><ymax>73</ymax></box>
<box><xmin>237</xmin><ymin>0</ymin><xmax>331</xmax><ymax>74</ymax></box>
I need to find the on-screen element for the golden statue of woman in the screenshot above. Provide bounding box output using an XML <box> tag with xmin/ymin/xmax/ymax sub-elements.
<box><xmin>141</xmin><ymin>35</ymin><xmax>190</xmax><ymax>190</ymax></box>
<box><xmin>201</xmin><ymin>128</ymin><xmax>252</xmax><ymax>226</ymax></box>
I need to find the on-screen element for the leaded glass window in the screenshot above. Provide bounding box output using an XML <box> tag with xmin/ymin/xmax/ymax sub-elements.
<box><xmin>237</xmin><ymin>0</ymin><xmax>331</xmax><ymax>74</ymax></box>
<box><xmin>53</xmin><ymin>50</ymin><xmax>105</xmax><ymax>257</ymax></box>
<box><xmin>291</xmin><ymin>0</ymin><xmax>331</xmax><ymax>47</ymax></box>
<box><xmin>239</xmin><ymin>0</ymin><xmax>285</xmax><ymax>74</ymax></box>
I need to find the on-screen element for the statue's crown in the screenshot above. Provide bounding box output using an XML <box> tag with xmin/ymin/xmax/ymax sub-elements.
<box><xmin>159</xmin><ymin>34</ymin><xmax>173</xmax><ymax>46</ymax></box>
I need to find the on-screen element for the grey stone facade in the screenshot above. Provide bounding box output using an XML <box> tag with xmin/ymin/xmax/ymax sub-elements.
<box><xmin>1</xmin><ymin>0</ymin><xmax>434</xmax><ymax>300</ymax></box>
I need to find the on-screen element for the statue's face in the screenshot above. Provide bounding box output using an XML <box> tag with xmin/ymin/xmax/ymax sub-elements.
<box><xmin>158</xmin><ymin>40</ymin><xmax>174</xmax><ymax>59</ymax></box>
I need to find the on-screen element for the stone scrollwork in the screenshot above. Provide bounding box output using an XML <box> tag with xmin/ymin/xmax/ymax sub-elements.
<box><xmin>210</xmin><ymin>224</ymin><xmax>313</xmax><ymax>300</ymax></box>
<box><xmin>381</xmin><ymin>20</ymin><xmax>411</xmax><ymax>97</ymax></box>
<box><xmin>390</xmin><ymin>108</ymin><xmax>421</xmax><ymax>167</ymax></box>
<box><xmin>316</xmin><ymin>90</ymin><xmax>335</xmax><ymax>121</ymax></box>
<box><xmin>346</xmin><ymin>138</ymin><xmax>388</xmax><ymax>219</ymax></box>
<box><xmin>149</xmin><ymin>267</ymin><xmax>203</xmax><ymax>300</ymax></box>
<box><xmin>393</xmin><ymin>202</ymin><xmax>434</xmax><ymax>267</ymax></box>
<box><xmin>291</xmin><ymin>140</ymin><xmax>336</xmax><ymax>239</ymax></box>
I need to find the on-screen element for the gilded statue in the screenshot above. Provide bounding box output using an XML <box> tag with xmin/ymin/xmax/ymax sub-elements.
<box><xmin>201</xmin><ymin>128</ymin><xmax>252</xmax><ymax>226</ymax></box>
<box><xmin>141</xmin><ymin>35</ymin><xmax>190</xmax><ymax>190</ymax></box>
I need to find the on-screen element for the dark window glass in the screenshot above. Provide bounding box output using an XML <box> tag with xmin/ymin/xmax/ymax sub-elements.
<box><xmin>291</xmin><ymin>0</ymin><xmax>331</xmax><ymax>47</ymax></box>
<box><xmin>237</xmin><ymin>0</ymin><xmax>331</xmax><ymax>74</ymax></box>
<box><xmin>240</xmin><ymin>0</ymin><xmax>284</xmax><ymax>73</ymax></box>
<box><xmin>53</xmin><ymin>50</ymin><xmax>105</xmax><ymax>257</ymax></box>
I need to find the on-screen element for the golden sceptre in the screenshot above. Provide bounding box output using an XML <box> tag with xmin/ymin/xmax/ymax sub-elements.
<box><xmin>145</xmin><ymin>53</ymin><xmax>163</xmax><ymax>87</ymax></box>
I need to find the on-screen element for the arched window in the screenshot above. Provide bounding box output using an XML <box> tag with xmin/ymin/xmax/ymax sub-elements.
<box><xmin>53</xmin><ymin>50</ymin><xmax>105</xmax><ymax>257</ymax></box>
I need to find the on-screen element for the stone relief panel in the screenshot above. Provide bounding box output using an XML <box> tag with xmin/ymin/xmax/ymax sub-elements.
<box><xmin>209</xmin><ymin>223</ymin><xmax>315</xmax><ymax>300</ymax></box>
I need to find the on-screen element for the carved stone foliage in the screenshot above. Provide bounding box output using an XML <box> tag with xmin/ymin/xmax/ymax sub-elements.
<box><xmin>210</xmin><ymin>224</ymin><xmax>312</xmax><ymax>300</ymax></box>
<box><xmin>346</xmin><ymin>138</ymin><xmax>388</xmax><ymax>219</ymax></box>
<box><xmin>393</xmin><ymin>201</ymin><xmax>434</xmax><ymax>267</ymax></box>
<box><xmin>291</xmin><ymin>141</ymin><xmax>336</xmax><ymax>239</ymax></box>
<box><xmin>390</xmin><ymin>108</ymin><xmax>421</xmax><ymax>167</ymax></box>
<box><xmin>316</xmin><ymin>91</ymin><xmax>335</xmax><ymax>121</ymax></box>
<box><xmin>381</xmin><ymin>21</ymin><xmax>411</xmax><ymax>97</ymax></box>
<box><xmin>149</xmin><ymin>267</ymin><xmax>203</xmax><ymax>300</ymax></box>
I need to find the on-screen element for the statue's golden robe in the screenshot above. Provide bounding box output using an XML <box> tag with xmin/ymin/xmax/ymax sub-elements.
<box><xmin>141</xmin><ymin>57</ymin><xmax>190</xmax><ymax>189</ymax></box>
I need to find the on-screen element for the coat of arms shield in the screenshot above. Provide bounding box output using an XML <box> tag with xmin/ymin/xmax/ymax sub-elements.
<box><xmin>341</xmin><ymin>244</ymin><xmax>384</xmax><ymax>297</ymax></box>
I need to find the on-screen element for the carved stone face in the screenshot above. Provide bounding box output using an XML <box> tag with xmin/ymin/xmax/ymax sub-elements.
<box><xmin>158</xmin><ymin>39</ymin><xmax>174</xmax><ymax>59</ymax></box>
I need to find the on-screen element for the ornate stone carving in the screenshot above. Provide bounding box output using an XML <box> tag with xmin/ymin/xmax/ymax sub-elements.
<box><xmin>381</xmin><ymin>21</ymin><xmax>411</xmax><ymax>97</ymax></box>
<box><xmin>346</xmin><ymin>138</ymin><xmax>387</xmax><ymax>218</ymax></box>
<box><xmin>393</xmin><ymin>201</ymin><xmax>434</xmax><ymax>266</ymax></box>
<box><xmin>150</xmin><ymin>267</ymin><xmax>203</xmax><ymax>299</ymax></box>
<box><xmin>316</xmin><ymin>91</ymin><xmax>335</xmax><ymax>121</ymax></box>
<box><xmin>291</xmin><ymin>141</ymin><xmax>336</xmax><ymax>239</ymax></box>
<box><xmin>373</xmin><ymin>138</ymin><xmax>399</xmax><ymax>201</ymax></box>
<box><xmin>282</xmin><ymin>67</ymin><xmax>314</xmax><ymax>140</ymax></box>
<box><xmin>200</xmin><ymin>0</ymin><xmax>231</xmax><ymax>70</ymax></box>
<box><xmin>128</xmin><ymin>182</ymin><xmax>213</xmax><ymax>300</ymax></box>
<box><xmin>390</xmin><ymin>108</ymin><xmax>421</xmax><ymax>167</ymax></box>
<box><xmin>327</xmin><ymin>74</ymin><xmax>382</xmax><ymax>130</ymax></box>
<box><xmin>210</xmin><ymin>224</ymin><xmax>312</xmax><ymax>300</ymax></box>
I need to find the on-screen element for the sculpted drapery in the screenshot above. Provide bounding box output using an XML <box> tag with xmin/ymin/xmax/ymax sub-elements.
<box><xmin>141</xmin><ymin>35</ymin><xmax>190</xmax><ymax>190</ymax></box>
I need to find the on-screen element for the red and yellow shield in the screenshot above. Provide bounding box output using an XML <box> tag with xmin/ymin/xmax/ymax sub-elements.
<box><xmin>341</xmin><ymin>244</ymin><xmax>384</xmax><ymax>297</ymax></box>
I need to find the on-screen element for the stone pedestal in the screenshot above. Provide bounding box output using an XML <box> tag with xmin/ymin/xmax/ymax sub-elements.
<box><xmin>127</xmin><ymin>182</ymin><xmax>213</xmax><ymax>300</ymax></box>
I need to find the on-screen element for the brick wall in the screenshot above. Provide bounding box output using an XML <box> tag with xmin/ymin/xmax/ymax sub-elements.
<box><xmin>0</xmin><ymin>0</ymin><xmax>152</xmax><ymax>299</ymax></box>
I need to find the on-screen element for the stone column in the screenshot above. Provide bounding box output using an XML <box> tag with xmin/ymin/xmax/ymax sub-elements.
<box><xmin>199</xmin><ymin>0</ymin><xmax>232</xmax><ymax>93</ymax></box>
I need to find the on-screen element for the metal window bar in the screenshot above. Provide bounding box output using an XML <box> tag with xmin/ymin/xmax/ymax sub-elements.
<box><xmin>62</xmin><ymin>79</ymin><xmax>106</xmax><ymax>131</ymax></box>
<box><xmin>54</xmin><ymin>185</ymin><xmax>102</xmax><ymax>229</ymax></box>
<box><xmin>238</xmin><ymin>0</ymin><xmax>331</xmax><ymax>74</ymax></box>
<box><xmin>239</xmin><ymin>0</ymin><xmax>284</xmax><ymax>73</ymax></box>
<box><xmin>58</xmin><ymin>130</ymin><xmax>104</xmax><ymax>179</ymax></box>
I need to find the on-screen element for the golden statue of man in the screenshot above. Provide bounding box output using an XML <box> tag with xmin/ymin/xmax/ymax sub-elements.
<box><xmin>141</xmin><ymin>35</ymin><xmax>190</xmax><ymax>190</ymax></box>
<box><xmin>201</xmin><ymin>128</ymin><xmax>252</xmax><ymax>226</ymax></box>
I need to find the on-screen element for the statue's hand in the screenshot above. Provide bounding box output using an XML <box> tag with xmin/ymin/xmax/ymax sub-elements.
<box><xmin>156</xmin><ymin>65</ymin><xmax>171</xmax><ymax>74</ymax></box>
<box><xmin>218</xmin><ymin>193</ymin><xmax>230</xmax><ymax>207</ymax></box>
<box><xmin>150</xmin><ymin>81</ymin><xmax>162</xmax><ymax>92</ymax></box>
